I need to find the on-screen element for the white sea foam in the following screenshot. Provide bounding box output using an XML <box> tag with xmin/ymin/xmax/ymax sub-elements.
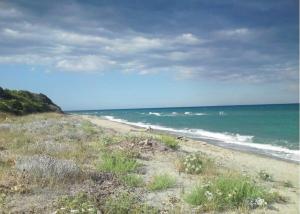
<box><xmin>195</xmin><ymin>113</ymin><xmax>207</xmax><ymax>116</ymax></box>
<box><xmin>145</xmin><ymin>111</ymin><xmax>207</xmax><ymax>117</ymax></box>
<box><xmin>149</xmin><ymin>112</ymin><xmax>161</xmax><ymax>116</ymax></box>
<box><xmin>103</xmin><ymin>115</ymin><xmax>300</xmax><ymax>162</ymax></box>
<box><xmin>184</xmin><ymin>112</ymin><xmax>207</xmax><ymax>116</ymax></box>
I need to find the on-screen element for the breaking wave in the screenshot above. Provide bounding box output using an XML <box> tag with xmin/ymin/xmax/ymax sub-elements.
<box><xmin>103</xmin><ymin>115</ymin><xmax>300</xmax><ymax>162</ymax></box>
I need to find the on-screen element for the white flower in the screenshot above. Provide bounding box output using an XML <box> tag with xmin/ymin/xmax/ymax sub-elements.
<box><xmin>205</xmin><ymin>191</ymin><xmax>213</xmax><ymax>201</ymax></box>
<box><xmin>70</xmin><ymin>210</ymin><xmax>79</xmax><ymax>213</ymax></box>
<box><xmin>255</xmin><ymin>198</ymin><xmax>266</xmax><ymax>206</ymax></box>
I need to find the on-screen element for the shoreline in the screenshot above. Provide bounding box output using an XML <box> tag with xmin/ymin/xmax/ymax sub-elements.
<box><xmin>79</xmin><ymin>114</ymin><xmax>299</xmax><ymax>181</ymax></box>
<box><xmin>78</xmin><ymin>114</ymin><xmax>300</xmax><ymax>164</ymax></box>
<box><xmin>1</xmin><ymin>113</ymin><xmax>299</xmax><ymax>213</ymax></box>
<box><xmin>79</xmin><ymin>113</ymin><xmax>300</xmax><ymax>214</ymax></box>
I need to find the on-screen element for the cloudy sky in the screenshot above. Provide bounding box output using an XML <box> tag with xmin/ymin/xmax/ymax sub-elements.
<box><xmin>0</xmin><ymin>0</ymin><xmax>298</xmax><ymax>110</ymax></box>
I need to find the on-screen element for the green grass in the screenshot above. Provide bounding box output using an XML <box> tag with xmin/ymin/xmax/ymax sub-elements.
<box><xmin>160</xmin><ymin>135</ymin><xmax>179</xmax><ymax>149</ymax></box>
<box><xmin>97</xmin><ymin>151</ymin><xmax>140</xmax><ymax>174</ymax></box>
<box><xmin>178</xmin><ymin>153</ymin><xmax>216</xmax><ymax>175</ymax></box>
<box><xmin>104</xmin><ymin>191</ymin><xmax>158</xmax><ymax>214</ymax></box>
<box><xmin>185</xmin><ymin>174</ymin><xmax>282</xmax><ymax>211</ymax></box>
<box><xmin>120</xmin><ymin>174</ymin><xmax>144</xmax><ymax>187</ymax></box>
<box><xmin>147</xmin><ymin>173</ymin><xmax>176</xmax><ymax>191</ymax></box>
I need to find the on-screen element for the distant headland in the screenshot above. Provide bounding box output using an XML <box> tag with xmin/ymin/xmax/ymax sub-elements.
<box><xmin>0</xmin><ymin>87</ymin><xmax>62</xmax><ymax>115</ymax></box>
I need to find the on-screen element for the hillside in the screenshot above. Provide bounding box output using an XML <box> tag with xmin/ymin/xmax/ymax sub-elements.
<box><xmin>0</xmin><ymin>87</ymin><xmax>62</xmax><ymax>115</ymax></box>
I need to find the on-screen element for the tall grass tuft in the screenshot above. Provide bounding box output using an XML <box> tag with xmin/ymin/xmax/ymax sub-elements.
<box><xmin>176</xmin><ymin>152</ymin><xmax>216</xmax><ymax>176</ymax></box>
<box><xmin>120</xmin><ymin>174</ymin><xmax>144</xmax><ymax>187</ymax></box>
<box><xmin>160</xmin><ymin>135</ymin><xmax>179</xmax><ymax>149</ymax></box>
<box><xmin>185</xmin><ymin>174</ymin><xmax>282</xmax><ymax>211</ymax></box>
<box><xmin>147</xmin><ymin>173</ymin><xmax>176</xmax><ymax>191</ymax></box>
<box><xmin>97</xmin><ymin>151</ymin><xmax>140</xmax><ymax>174</ymax></box>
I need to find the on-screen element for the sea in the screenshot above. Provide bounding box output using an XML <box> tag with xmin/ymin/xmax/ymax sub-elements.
<box><xmin>69</xmin><ymin>104</ymin><xmax>299</xmax><ymax>162</ymax></box>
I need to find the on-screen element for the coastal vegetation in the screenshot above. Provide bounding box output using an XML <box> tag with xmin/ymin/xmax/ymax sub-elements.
<box><xmin>120</xmin><ymin>174</ymin><xmax>144</xmax><ymax>187</ymax></box>
<box><xmin>0</xmin><ymin>112</ymin><xmax>294</xmax><ymax>213</ymax></box>
<box><xmin>177</xmin><ymin>152</ymin><xmax>216</xmax><ymax>175</ymax></box>
<box><xmin>159</xmin><ymin>135</ymin><xmax>179</xmax><ymax>149</ymax></box>
<box><xmin>0</xmin><ymin>87</ymin><xmax>62</xmax><ymax>115</ymax></box>
<box><xmin>97</xmin><ymin>150</ymin><xmax>140</xmax><ymax>173</ymax></box>
<box><xmin>184</xmin><ymin>173</ymin><xmax>282</xmax><ymax>211</ymax></box>
<box><xmin>147</xmin><ymin>174</ymin><xmax>176</xmax><ymax>191</ymax></box>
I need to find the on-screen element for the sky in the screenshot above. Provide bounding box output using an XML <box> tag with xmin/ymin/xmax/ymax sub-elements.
<box><xmin>0</xmin><ymin>0</ymin><xmax>299</xmax><ymax>110</ymax></box>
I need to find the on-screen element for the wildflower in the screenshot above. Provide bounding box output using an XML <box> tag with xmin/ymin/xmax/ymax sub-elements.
<box><xmin>205</xmin><ymin>191</ymin><xmax>213</xmax><ymax>201</ymax></box>
<box><xmin>255</xmin><ymin>198</ymin><xmax>266</xmax><ymax>207</ymax></box>
<box><xmin>216</xmin><ymin>189</ymin><xmax>222</xmax><ymax>196</ymax></box>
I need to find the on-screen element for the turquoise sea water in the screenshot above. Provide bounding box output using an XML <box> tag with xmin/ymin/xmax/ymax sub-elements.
<box><xmin>70</xmin><ymin>104</ymin><xmax>299</xmax><ymax>162</ymax></box>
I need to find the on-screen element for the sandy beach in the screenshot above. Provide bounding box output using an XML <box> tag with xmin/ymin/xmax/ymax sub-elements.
<box><xmin>82</xmin><ymin>114</ymin><xmax>300</xmax><ymax>214</ymax></box>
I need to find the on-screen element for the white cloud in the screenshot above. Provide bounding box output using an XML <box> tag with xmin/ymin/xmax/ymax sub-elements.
<box><xmin>3</xmin><ymin>28</ymin><xmax>20</xmax><ymax>37</ymax></box>
<box><xmin>0</xmin><ymin>1</ymin><xmax>297</xmax><ymax>87</ymax></box>
<box><xmin>216</xmin><ymin>28</ymin><xmax>251</xmax><ymax>39</ymax></box>
<box><xmin>176</xmin><ymin>33</ymin><xmax>200</xmax><ymax>44</ymax></box>
<box><xmin>56</xmin><ymin>55</ymin><xmax>116</xmax><ymax>72</ymax></box>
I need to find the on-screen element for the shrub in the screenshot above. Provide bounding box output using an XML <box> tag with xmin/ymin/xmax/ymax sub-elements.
<box><xmin>0</xmin><ymin>87</ymin><xmax>62</xmax><ymax>115</ymax></box>
<box><xmin>120</xmin><ymin>174</ymin><xmax>144</xmax><ymax>187</ymax></box>
<box><xmin>184</xmin><ymin>174</ymin><xmax>282</xmax><ymax>211</ymax></box>
<box><xmin>179</xmin><ymin>153</ymin><xmax>215</xmax><ymax>175</ymax></box>
<box><xmin>15</xmin><ymin>155</ymin><xmax>81</xmax><ymax>181</ymax></box>
<box><xmin>54</xmin><ymin>192</ymin><xmax>98</xmax><ymax>213</ymax></box>
<box><xmin>160</xmin><ymin>135</ymin><xmax>179</xmax><ymax>149</ymax></box>
<box><xmin>147</xmin><ymin>173</ymin><xmax>176</xmax><ymax>191</ymax></box>
<box><xmin>97</xmin><ymin>151</ymin><xmax>139</xmax><ymax>174</ymax></box>
<box><xmin>25</xmin><ymin>140</ymin><xmax>72</xmax><ymax>156</ymax></box>
<box><xmin>258</xmin><ymin>170</ymin><xmax>273</xmax><ymax>182</ymax></box>
<box><xmin>104</xmin><ymin>191</ymin><xmax>158</xmax><ymax>214</ymax></box>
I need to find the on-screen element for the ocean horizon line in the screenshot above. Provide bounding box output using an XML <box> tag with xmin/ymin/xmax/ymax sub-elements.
<box><xmin>66</xmin><ymin>102</ymin><xmax>299</xmax><ymax>112</ymax></box>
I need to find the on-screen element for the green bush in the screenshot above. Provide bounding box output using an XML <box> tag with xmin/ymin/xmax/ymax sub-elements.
<box><xmin>147</xmin><ymin>173</ymin><xmax>176</xmax><ymax>191</ymax></box>
<box><xmin>97</xmin><ymin>151</ymin><xmax>140</xmax><ymax>174</ymax></box>
<box><xmin>120</xmin><ymin>174</ymin><xmax>144</xmax><ymax>187</ymax></box>
<box><xmin>0</xmin><ymin>87</ymin><xmax>62</xmax><ymax>115</ymax></box>
<box><xmin>160</xmin><ymin>135</ymin><xmax>179</xmax><ymax>149</ymax></box>
<box><xmin>179</xmin><ymin>153</ymin><xmax>215</xmax><ymax>175</ymax></box>
<box><xmin>185</xmin><ymin>174</ymin><xmax>282</xmax><ymax>211</ymax></box>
